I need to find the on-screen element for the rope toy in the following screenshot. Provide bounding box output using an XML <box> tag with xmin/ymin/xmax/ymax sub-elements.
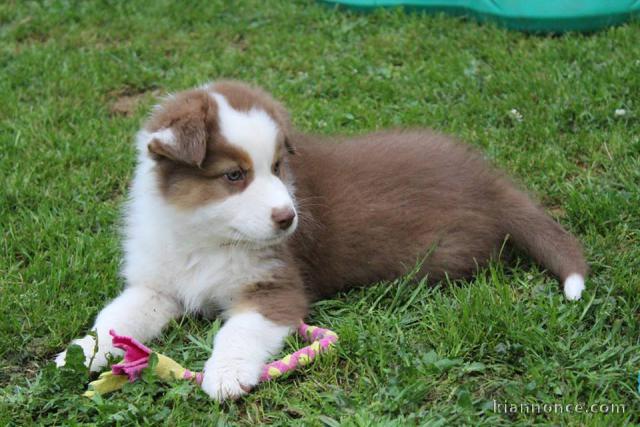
<box><xmin>83</xmin><ymin>322</ymin><xmax>338</xmax><ymax>398</ymax></box>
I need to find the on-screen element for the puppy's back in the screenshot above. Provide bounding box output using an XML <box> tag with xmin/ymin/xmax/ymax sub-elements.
<box><xmin>289</xmin><ymin>130</ymin><xmax>506</xmax><ymax>296</ymax></box>
<box><xmin>288</xmin><ymin>130</ymin><xmax>586</xmax><ymax>299</ymax></box>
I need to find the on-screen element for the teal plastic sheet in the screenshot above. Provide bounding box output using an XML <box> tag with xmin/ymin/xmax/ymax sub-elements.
<box><xmin>320</xmin><ymin>0</ymin><xmax>640</xmax><ymax>33</ymax></box>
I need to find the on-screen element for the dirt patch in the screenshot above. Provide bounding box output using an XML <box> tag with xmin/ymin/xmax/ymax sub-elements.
<box><xmin>548</xmin><ymin>206</ymin><xmax>567</xmax><ymax>219</ymax></box>
<box><xmin>231</xmin><ymin>33</ymin><xmax>249</xmax><ymax>52</ymax></box>
<box><xmin>109</xmin><ymin>88</ymin><xmax>161</xmax><ymax>117</ymax></box>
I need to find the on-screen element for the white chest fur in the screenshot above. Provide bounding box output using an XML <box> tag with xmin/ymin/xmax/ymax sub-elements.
<box><xmin>121</xmin><ymin>154</ymin><xmax>280</xmax><ymax>315</ymax></box>
<box><xmin>172</xmin><ymin>246</ymin><xmax>279</xmax><ymax>314</ymax></box>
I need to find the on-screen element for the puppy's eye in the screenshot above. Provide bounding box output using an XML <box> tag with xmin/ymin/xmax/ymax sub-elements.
<box><xmin>224</xmin><ymin>169</ymin><xmax>245</xmax><ymax>182</ymax></box>
<box><xmin>273</xmin><ymin>161</ymin><xmax>281</xmax><ymax>175</ymax></box>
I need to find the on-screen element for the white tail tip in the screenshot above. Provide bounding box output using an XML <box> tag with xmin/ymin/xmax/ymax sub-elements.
<box><xmin>563</xmin><ymin>274</ymin><xmax>585</xmax><ymax>300</ymax></box>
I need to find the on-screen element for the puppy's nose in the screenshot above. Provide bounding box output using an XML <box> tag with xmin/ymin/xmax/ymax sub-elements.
<box><xmin>271</xmin><ymin>207</ymin><xmax>296</xmax><ymax>230</ymax></box>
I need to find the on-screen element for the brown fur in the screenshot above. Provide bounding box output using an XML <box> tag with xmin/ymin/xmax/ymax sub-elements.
<box><xmin>235</xmin><ymin>252</ymin><xmax>309</xmax><ymax>325</ymax></box>
<box><xmin>287</xmin><ymin>130</ymin><xmax>587</xmax><ymax>299</ymax></box>
<box><xmin>147</xmin><ymin>89</ymin><xmax>216</xmax><ymax>167</ymax></box>
<box><xmin>154</xmin><ymin>143</ymin><xmax>254</xmax><ymax>209</ymax></box>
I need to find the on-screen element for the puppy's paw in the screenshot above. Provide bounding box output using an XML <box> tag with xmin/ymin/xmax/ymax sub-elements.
<box><xmin>55</xmin><ymin>335</ymin><xmax>108</xmax><ymax>372</ymax></box>
<box><xmin>201</xmin><ymin>358</ymin><xmax>259</xmax><ymax>401</ymax></box>
<box><xmin>54</xmin><ymin>350</ymin><xmax>69</xmax><ymax>368</ymax></box>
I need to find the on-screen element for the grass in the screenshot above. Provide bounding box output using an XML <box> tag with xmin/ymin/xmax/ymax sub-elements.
<box><xmin>1</xmin><ymin>0</ymin><xmax>639</xmax><ymax>425</ymax></box>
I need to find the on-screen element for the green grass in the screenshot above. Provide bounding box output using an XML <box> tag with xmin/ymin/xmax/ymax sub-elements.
<box><xmin>1</xmin><ymin>1</ymin><xmax>639</xmax><ymax>425</ymax></box>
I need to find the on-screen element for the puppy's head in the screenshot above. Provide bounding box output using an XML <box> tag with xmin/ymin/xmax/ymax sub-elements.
<box><xmin>139</xmin><ymin>81</ymin><xmax>297</xmax><ymax>246</ymax></box>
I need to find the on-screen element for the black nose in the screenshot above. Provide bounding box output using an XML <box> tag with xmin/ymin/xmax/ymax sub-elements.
<box><xmin>271</xmin><ymin>207</ymin><xmax>296</xmax><ymax>230</ymax></box>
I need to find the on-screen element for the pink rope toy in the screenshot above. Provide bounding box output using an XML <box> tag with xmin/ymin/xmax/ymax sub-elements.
<box><xmin>83</xmin><ymin>322</ymin><xmax>338</xmax><ymax>398</ymax></box>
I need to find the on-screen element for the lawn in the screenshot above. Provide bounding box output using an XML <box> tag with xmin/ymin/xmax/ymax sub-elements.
<box><xmin>1</xmin><ymin>1</ymin><xmax>639</xmax><ymax>425</ymax></box>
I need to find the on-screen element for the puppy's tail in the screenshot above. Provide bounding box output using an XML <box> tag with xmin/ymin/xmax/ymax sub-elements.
<box><xmin>501</xmin><ymin>187</ymin><xmax>588</xmax><ymax>300</ymax></box>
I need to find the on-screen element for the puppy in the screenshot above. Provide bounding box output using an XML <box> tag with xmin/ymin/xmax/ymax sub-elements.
<box><xmin>56</xmin><ymin>81</ymin><xmax>587</xmax><ymax>401</ymax></box>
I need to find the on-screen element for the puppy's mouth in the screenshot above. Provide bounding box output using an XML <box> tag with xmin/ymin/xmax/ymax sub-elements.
<box><xmin>223</xmin><ymin>229</ymin><xmax>290</xmax><ymax>248</ymax></box>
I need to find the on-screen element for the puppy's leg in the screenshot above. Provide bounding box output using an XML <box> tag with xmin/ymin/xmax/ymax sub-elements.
<box><xmin>201</xmin><ymin>277</ymin><xmax>308</xmax><ymax>401</ymax></box>
<box><xmin>200</xmin><ymin>311</ymin><xmax>291</xmax><ymax>401</ymax></box>
<box><xmin>55</xmin><ymin>286</ymin><xmax>182</xmax><ymax>371</ymax></box>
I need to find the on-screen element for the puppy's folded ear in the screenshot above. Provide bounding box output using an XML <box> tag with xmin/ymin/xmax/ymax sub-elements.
<box><xmin>270</xmin><ymin>101</ymin><xmax>295</xmax><ymax>155</ymax></box>
<box><xmin>146</xmin><ymin>91</ymin><xmax>217</xmax><ymax>168</ymax></box>
<box><xmin>284</xmin><ymin>136</ymin><xmax>296</xmax><ymax>155</ymax></box>
<box><xmin>148</xmin><ymin>125</ymin><xmax>207</xmax><ymax>167</ymax></box>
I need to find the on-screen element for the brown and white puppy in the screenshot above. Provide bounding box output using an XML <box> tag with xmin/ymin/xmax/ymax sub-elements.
<box><xmin>56</xmin><ymin>81</ymin><xmax>587</xmax><ymax>401</ymax></box>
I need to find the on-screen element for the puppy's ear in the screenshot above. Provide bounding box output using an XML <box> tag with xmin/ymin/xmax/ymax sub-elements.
<box><xmin>271</xmin><ymin>101</ymin><xmax>296</xmax><ymax>155</ymax></box>
<box><xmin>146</xmin><ymin>91</ymin><xmax>216</xmax><ymax>167</ymax></box>
<box><xmin>284</xmin><ymin>136</ymin><xmax>296</xmax><ymax>155</ymax></box>
<box><xmin>148</xmin><ymin>124</ymin><xmax>207</xmax><ymax>167</ymax></box>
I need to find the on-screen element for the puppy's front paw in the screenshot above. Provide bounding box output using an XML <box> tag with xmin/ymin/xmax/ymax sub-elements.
<box><xmin>54</xmin><ymin>350</ymin><xmax>69</xmax><ymax>367</ymax></box>
<box><xmin>201</xmin><ymin>358</ymin><xmax>259</xmax><ymax>401</ymax></box>
<box><xmin>55</xmin><ymin>335</ymin><xmax>109</xmax><ymax>372</ymax></box>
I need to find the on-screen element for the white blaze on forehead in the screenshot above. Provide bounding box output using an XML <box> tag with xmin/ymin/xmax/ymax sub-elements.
<box><xmin>210</xmin><ymin>93</ymin><xmax>279</xmax><ymax>173</ymax></box>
